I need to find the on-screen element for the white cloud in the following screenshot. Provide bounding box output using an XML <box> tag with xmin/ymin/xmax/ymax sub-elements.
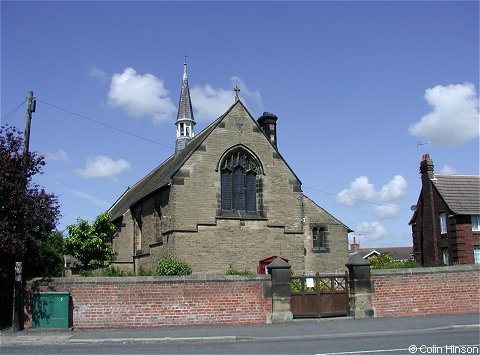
<box><xmin>336</xmin><ymin>175</ymin><xmax>407</xmax><ymax>207</ymax></box>
<box><xmin>355</xmin><ymin>221</ymin><xmax>387</xmax><ymax>242</ymax></box>
<box><xmin>88</xmin><ymin>66</ymin><xmax>108</xmax><ymax>81</ymax></box>
<box><xmin>373</xmin><ymin>204</ymin><xmax>402</xmax><ymax>219</ymax></box>
<box><xmin>191</xmin><ymin>76</ymin><xmax>264</xmax><ymax>122</ymax></box>
<box><xmin>440</xmin><ymin>164</ymin><xmax>457</xmax><ymax>174</ymax></box>
<box><xmin>75</xmin><ymin>155</ymin><xmax>130</xmax><ymax>180</ymax></box>
<box><xmin>378</xmin><ymin>175</ymin><xmax>407</xmax><ymax>201</ymax></box>
<box><xmin>190</xmin><ymin>84</ymin><xmax>234</xmax><ymax>122</ymax></box>
<box><xmin>336</xmin><ymin>176</ymin><xmax>377</xmax><ymax>207</ymax></box>
<box><xmin>108</xmin><ymin>67</ymin><xmax>176</xmax><ymax>124</ymax></box>
<box><xmin>409</xmin><ymin>82</ymin><xmax>479</xmax><ymax>146</ymax></box>
<box><xmin>45</xmin><ymin>148</ymin><xmax>69</xmax><ymax>163</ymax></box>
<box><xmin>63</xmin><ymin>187</ymin><xmax>110</xmax><ymax>208</ymax></box>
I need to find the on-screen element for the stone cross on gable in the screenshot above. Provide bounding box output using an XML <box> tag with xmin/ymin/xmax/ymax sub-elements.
<box><xmin>234</xmin><ymin>84</ymin><xmax>240</xmax><ymax>102</ymax></box>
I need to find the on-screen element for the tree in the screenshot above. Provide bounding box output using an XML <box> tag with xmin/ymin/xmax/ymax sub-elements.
<box><xmin>0</xmin><ymin>125</ymin><xmax>61</xmax><ymax>283</ymax></box>
<box><xmin>64</xmin><ymin>212</ymin><xmax>116</xmax><ymax>270</ymax></box>
<box><xmin>26</xmin><ymin>231</ymin><xmax>65</xmax><ymax>277</ymax></box>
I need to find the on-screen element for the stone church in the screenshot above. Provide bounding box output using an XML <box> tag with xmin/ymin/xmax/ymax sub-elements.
<box><xmin>108</xmin><ymin>63</ymin><xmax>351</xmax><ymax>275</ymax></box>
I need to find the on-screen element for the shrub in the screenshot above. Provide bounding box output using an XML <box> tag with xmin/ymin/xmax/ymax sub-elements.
<box><xmin>155</xmin><ymin>255</ymin><xmax>192</xmax><ymax>276</ymax></box>
<box><xmin>79</xmin><ymin>269</ymin><xmax>93</xmax><ymax>277</ymax></box>
<box><xmin>369</xmin><ymin>253</ymin><xmax>421</xmax><ymax>269</ymax></box>
<box><xmin>226</xmin><ymin>265</ymin><xmax>254</xmax><ymax>276</ymax></box>
<box><xmin>101</xmin><ymin>266</ymin><xmax>131</xmax><ymax>277</ymax></box>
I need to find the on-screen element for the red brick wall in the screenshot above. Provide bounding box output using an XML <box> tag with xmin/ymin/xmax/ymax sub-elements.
<box><xmin>371</xmin><ymin>265</ymin><xmax>480</xmax><ymax>317</ymax></box>
<box><xmin>24</xmin><ymin>275</ymin><xmax>272</xmax><ymax>329</ymax></box>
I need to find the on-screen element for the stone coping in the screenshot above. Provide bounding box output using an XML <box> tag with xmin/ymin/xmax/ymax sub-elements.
<box><xmin>371</xmin><ymin>264</ymin><xmax>480</xmax><ymax>277</ymax></box>
<box><xmin>26</xmin><ymin>274</ymin><xmax>271</xmax><ymax>286</ymax></box>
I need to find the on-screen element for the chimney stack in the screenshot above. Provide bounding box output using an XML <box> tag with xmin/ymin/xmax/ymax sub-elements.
<box><xmin>420</xmin><ymin>153</ymin><xmax>434</xmax><ymax>180</ymax></box>
<box><xmin>257</xmin><ymin>112</ymin><xmax>278</xmax><ymax>149</ymax></box>
<box><xmin>350</xmin><ymin>236</ymin><xmax>360</xmax><ymax>253</ymax></box>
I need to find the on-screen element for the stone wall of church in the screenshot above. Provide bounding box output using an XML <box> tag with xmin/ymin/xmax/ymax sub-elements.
<box><xmin>169</xmin><ymin>103</ymin><xmax>304</xmax><ymax>235</ymax></box>
<box><xmin>302</xmin><ymin>196</ymin><xmax>349</xmax><ymax>273</ymax></box>
<box><xmin>111</xmin><ymin>210</ymin><xmax>134</xmax><ymax>272</ymax></box>
<box><xmin>170</xmin><ymin>219</ymin><xmax>305</xmax><ymax>274</ymax></box>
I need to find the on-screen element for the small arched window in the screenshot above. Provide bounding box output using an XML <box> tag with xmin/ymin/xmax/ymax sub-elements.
<box><xmin>313</xmin><ymin>227</ymin><xmax>326</xmax><ymax>250</ymax></box>
<box><xmin>220</xmin><ymin>149</ymin><xmax>258</xmax><ymax>214</ymax></box>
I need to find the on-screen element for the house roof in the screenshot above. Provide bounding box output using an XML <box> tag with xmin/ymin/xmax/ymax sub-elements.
<box><xmin>432</xmin><ymin>174</ymin><xmax>480</xmax><ymax>215</ymax></box>
<box><xmin>349</xmin><ymin>246</ymin><xmax>413</xmax><ymax>261</ymax></box>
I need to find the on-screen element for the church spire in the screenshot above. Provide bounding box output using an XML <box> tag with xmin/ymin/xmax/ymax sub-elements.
<box><xmin>175</xmin><ymin>58</ymin><xmax>195</xmax><ymax>153</ymax></box>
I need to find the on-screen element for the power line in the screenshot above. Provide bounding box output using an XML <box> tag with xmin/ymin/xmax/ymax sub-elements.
<box><xmin>1</xmin><ymin>99</ymin><xmax>27</xmax><ymax>124</ymax></box>
<box><xmin>30</xmin><ymin>99</ymin><xmax>410</xmax><ymax>212</ymax></box>
<box><xmin>36</xmin><ymin>99</ymin><xmax>174</xmax><ymax>150</ymax></box>
<box><xmin>302</xmin><ymin>185</ymin><xmax>411</xmax><ymax>211</ymax></box>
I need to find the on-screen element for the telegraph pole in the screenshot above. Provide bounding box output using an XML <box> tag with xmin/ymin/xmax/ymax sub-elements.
<box><xmin>22</xmin><ymin>90</ymin><xmax>35</xmax><ymax>186</ymax></box>
<box><xmin>12</xmin><ymin>91</ymin><xmax>36</xmax><ymax>331</ymax></box>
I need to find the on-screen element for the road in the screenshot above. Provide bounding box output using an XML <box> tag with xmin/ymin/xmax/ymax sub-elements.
<box><xmin>2</xmin><ymin>323</ymin><xmax>479</xmax><ymax>354</ymax></box>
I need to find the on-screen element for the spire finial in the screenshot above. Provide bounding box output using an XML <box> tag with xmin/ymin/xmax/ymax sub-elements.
<box><xmin>182</xmin><ymin>53</ymin><xmax>188</xmax><ymax>80</ymax></box>
<box><xmin>234</xmin><ymin>83</ymin><xmax>240</xmax><ymax>102</ymax></box>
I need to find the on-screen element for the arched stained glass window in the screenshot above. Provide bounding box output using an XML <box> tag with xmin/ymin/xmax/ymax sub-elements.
<box><xmin>220</xmin><ymin>149</ymin><xmax>258</xmax><ymax>213</ymax></box>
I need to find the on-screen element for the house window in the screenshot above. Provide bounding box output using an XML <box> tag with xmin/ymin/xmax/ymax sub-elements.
<box><xmin>442</xmin><ymin>248</ymin><xmax>449</xmax><ymax>265</ymax></box>
<box><xmin>312</xmin><ymin>227</ymin><xmax>326</xmax><ymax>250</ymax></box>
<box><xmin>472</xmin><ymin>215</ymin><xmax>480</xmax><ymax>232</ymax></box>
<box><xmin>474</xmin><ymin>246</ymin><xmax>480</xmax><ymax>264</ymax></box>
<box><xmin>439</xmin><ymin>213</ymin><xmax>447</xmax><ymax>234</ymax></box>
<box><xmin>220</xmin><ymin>149</ymin><xmax>258</xmax><ymax>214</ymax></box>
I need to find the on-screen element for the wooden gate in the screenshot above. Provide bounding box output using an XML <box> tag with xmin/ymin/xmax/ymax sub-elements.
<box><xmin>290</xmin><ymin>272</ymin><xmax>349</xmax><ymax>318</ymax></box>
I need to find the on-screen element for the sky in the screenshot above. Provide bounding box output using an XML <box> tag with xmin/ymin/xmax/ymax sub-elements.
<box><xmin>1</xmin><ymin>1</ymin><xmax>479</xmax><ymax>249</ymax></box>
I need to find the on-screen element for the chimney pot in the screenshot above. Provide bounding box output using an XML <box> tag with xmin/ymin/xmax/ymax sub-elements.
<box><xmin>257</xmin><ymin>112</ymin><xmax>278</xmax><ymax>149</ymax></box>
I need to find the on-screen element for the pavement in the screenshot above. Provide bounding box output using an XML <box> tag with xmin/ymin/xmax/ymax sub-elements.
<box><xmin>1</xmin><ymin>313</ymin><xmax>479</xmax><ymax>346</ymax></box>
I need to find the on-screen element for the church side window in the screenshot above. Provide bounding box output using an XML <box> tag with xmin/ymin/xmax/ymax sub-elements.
<box><xmin>134</xmin><ymin>209</ymin><xmax>142</xmax><ymax>255</ymax></box>
<box><xmin>154</xmin><ymin>200</ymin><xmax>163</xmax><ymax>245</ymax></box>
<box><xmin>313</xmin><ymin>226</ymin><xmax>326</xmax><ymax>251</ymax></box>
<box><xmin>221</xmin><ymin>149</ymin><xmax>258</xmax><ymax>214</ymax></box>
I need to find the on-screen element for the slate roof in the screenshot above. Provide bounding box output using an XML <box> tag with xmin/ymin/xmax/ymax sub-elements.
<box><xmin>177</xmin><ymin>63</ymin><xmax>195</xmax><ymax>122</ymax></box>
<box><xmin>432</xmin><ymin>174</ymin><xmax>480</xmax><ymax>215</ymax></box>
<box><xmin>349</xmin><ymin>246</ymin><xmax>413</xmax><ymax>262</ymax></box>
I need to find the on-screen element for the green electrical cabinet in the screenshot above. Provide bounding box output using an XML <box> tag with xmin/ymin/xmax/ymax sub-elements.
<box><xmin>32</xmin><ymin>291</ymin><xmax>70</xmax><ymax>328</ymax></box>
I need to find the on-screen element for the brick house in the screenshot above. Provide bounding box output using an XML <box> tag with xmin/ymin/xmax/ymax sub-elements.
<box><xmin>409</xmin><ymin>154</ymin><xmax>480</xmax><ymax>265</ymax></box>
<box><xmin>107</xmin><ymin>63</ymin><xmax>351</xmax><ymax>275</ymax></box>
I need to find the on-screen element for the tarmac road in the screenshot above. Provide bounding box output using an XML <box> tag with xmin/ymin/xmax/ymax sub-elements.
<box><xmin>1</xmin><ymin>313</ymin><xmax>479</xmax><ymax>354</ymax></box>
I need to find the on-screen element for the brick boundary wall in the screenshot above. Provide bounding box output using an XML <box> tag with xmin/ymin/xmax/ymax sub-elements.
<box><xmin>24</xmin><ymin>275</ymin><xmax>272</xmax><ymax>329</ymax></box>
<box><xmin>371</xmin><ymin>265</ymin><xmax>480</xmax><ymax>317</ymax></box>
